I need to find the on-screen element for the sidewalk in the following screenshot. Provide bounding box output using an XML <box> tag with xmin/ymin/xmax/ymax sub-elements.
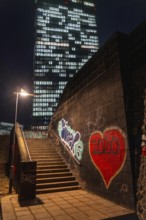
<box><xmin>0</xmin><ymin>175</ymin><xmax>9</xmax><ymax>220</ymax></box>
<box><xmin>0</xmin><ymin>175</ymin><xmax>16</xmax><ymax>220</ymax></box>
<box><xmin>1</xmin><ymin>189</ymin><xmax>136</xmax><ymax>220</ymax></box>
<box><xmin>0</xmin><ymin>175</ymin><xmax>9</xmax><ymax>196</ymax></box>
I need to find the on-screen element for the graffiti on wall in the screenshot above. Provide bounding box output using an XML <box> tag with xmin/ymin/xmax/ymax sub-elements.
<box><xmin>89</xmin><ymin>128</ymin><xmax>127</xmax><ymax>188</ymax></box>
<box><xmin>21</xmin><ymin>173</ymin><xmax>36</xmax><ymax>185</ymax></box>
<box><xmin>120</xmin><ymin>184</ymin><xmax>128</xmax><ymax>193</ymax></box>
<box><xmin>24</xmin><ymin>131</ymin><xmax>48</xmax><ymax>139</ymax></box>
<box><xmin>58</xmin><ymin>119</ymin><xmax>84</xmax><ymax>161</ymax></box>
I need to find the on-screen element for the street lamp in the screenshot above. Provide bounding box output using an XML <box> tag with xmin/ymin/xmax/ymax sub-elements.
<box><xmin>9</xmin><ymin>89</ymin><xmax>34</xmax><ymax>194</ymax></box>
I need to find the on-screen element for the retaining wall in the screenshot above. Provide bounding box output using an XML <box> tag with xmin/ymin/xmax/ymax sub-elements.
<box><xmin>50</xmin><ymin>20</ymin><xmax>146</xmax><ymax>209</ymax></box>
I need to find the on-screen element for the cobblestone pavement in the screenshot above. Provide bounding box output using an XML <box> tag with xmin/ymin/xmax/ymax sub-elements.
<box><xmin>1</xmin><ymin>189</ymin><xmax>136</xmax><ymax>220</ymax></box>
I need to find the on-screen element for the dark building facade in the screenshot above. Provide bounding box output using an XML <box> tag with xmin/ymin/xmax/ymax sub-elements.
<box><xmin>49</xmin><ymin>20</ymin><xmax>146</xmax><ymax>210</ymax></box>
<box><xmin>31</xmin><ymin>0</ymin><xmax>99</xmax><ymax>130</ymax></box>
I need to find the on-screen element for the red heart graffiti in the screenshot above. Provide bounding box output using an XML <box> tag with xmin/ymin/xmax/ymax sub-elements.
<box><xmin>89</xmin><ymin>129</ymin><xmax>126</xmax><ymax>188</ymax></box>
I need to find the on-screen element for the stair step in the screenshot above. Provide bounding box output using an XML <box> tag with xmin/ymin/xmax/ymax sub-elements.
<box><xmin>30</xmin><ymin>153</ymin><xmax>57</xmax><ymax>156</ymax></box>
<box><xmin>30</xmin><ymin>150</ymin><xmax>57</xmax><ymax>155</ymax></box>
<box><xmin>31</xmin><ymin>155</ymin><xmax>61</xmax><ymax>157</ymax></box>
<box><xmin>37</xmin><ymin>161</ymin><xmax>64</xmax><ymax>165</ymax></box>
<box><xmin>30</xmin><ymin>150</ymin><xmax>57</xmax><ymax>152</ymax></box>
<box><xmin>29</xmin><ymin>147</ymin><xmax>55</xmax><ymax>149</ymax></box>
<box><xmin>36</xmin><ymin>180</ymin><xmax>79</xmax><ymax>189</ymax></box>
<box><xmin>30</xmin><ymin>154</ymin><xmax>61</xmax><ymax>160</ymax></box>
<box><xmin>37</xmin><ymin>165</ymin><xmax>67</xmax><ymax>169</ymax></box>
<box><xmin>36</xmin><ymin>176</ymin><xmax>75</xmax><ymax>184</ymax></box>
<box><xmin>31</xmin><ymin>151</ymin><xmax>59</xmax><ymax>153</ymax></box>
<box><xmin>34</xmin><ymin>159</ymin><xmax>63</xmax><ymax>163</ymax></box>
<box><xmin>36</xmin><ymin>185</ymin><xmax>81</xmax><ymax>194</ymax></box>
<box><xmin>30</xmin><ymin>152</ymin><xmax>58</xmax><ymax>155</ymax></box>
<box><xmin>37</xmin><ymin>168</ymin><xmax>70</xmax><ymax>174</ymax></box>
<box><xmin>31</xmin><ymin>155</ymin><xmax>61</xmax><ymax>158</ymax></box>
<box><xmin>29</xmin><ymin>146</ymin><xmax>55</xmax><ymax>148</ymax></box>
<box><xmin>36</xmin><ymin>172</ymin><xmax>73</xmax><ymax>179</ymax></box>
<box><xmin>36</xmin><ymin>159</ymin><xmax>63</xmax><ymax>162</ymax></box>
<box><xmin>29</xmin><ymin>146</ymin><xmax>56</xmax><ymax>151</ymax></box>
<box><xmin>29</xmin><ymin>150</ymin><xmax>57</xmax><ymax>153</ymax></box>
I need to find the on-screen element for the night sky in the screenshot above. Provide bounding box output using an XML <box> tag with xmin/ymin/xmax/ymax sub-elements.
<box><xmin>0</xmin><ymin>0</ymin><xmax>146</xmax><ymax>128</ymax></box>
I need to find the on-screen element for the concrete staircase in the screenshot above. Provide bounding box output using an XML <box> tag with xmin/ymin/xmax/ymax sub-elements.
<box><xmin>26</xmin><ymin>138</ymin><xmax>81</xmax><ymax>194</ymax></box>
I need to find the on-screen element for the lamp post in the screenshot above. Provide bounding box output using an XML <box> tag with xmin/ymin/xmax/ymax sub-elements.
<box><xmin>9</xmin><ymin>89</ymin><xmax>34</xmax><ymax>194</ymax></box>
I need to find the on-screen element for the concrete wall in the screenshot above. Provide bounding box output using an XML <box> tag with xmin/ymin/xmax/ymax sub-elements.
<box><xmin>50</xmin><ymin>33</ymin><xmax>135</xmax><ymax>209</ymax></box>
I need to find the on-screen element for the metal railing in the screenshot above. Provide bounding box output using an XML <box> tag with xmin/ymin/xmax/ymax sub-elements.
<box><xmin>15</xmin><ymin>123</ymin><xmax>31</xmax><ymax>161</ymax></box>
<box><xmin>21</xmin><ymin>129</ymin><xmax>32</xmax><ymax>161</ymax></box>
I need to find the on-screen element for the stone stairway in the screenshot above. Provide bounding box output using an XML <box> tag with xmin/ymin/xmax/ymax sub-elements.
<box><xmin>26</xmin><ymin>138</ymin><xmax>81</xmax><ymax>194</ymax></box>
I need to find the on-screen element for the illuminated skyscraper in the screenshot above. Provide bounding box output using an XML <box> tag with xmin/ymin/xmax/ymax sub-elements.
<box><xmin>32</xmin><ymin>0</ymin><xmax>99</xmax><ymax>130</ymax></box>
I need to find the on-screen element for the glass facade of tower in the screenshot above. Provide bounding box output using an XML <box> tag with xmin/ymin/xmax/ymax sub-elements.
<box><xmin>32</xmin><ymin>0</ymin><xmax>99</xmax><ymax>130</ymax></box>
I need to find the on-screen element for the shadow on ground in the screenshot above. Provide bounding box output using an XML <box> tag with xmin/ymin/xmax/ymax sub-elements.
<box><xmin>19</xmin><ymin>197</ymin><xmax>44</xmax><ymax>207</ymax></box>
<box><xmin>103</xmin><ymin>213</ymin><xmax>139</xmax><ymax>220</ymax></box>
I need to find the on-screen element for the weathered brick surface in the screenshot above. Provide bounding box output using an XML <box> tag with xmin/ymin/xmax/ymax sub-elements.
<box><xmin>0</xmin><ymin>135</ymin><xmax>9</xmax><ymax>176</ymax></box>
<box><xmin>137</xmin><ymin>89</ymin><xmax>146</xmax><ymax>220</ymax></box>
<box><xmin>50</xmin><ymin>21</ymin><xmax>146</xmax><ymax>209</ymax></box>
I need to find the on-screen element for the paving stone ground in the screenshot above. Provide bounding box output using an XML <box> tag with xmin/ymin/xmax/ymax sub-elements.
<box><xmin>0</xmin><ymin>175</ymin><xmax>9</xmax><ymax>220</ymax></box>
<box><xmin>0</xmin><ymin>175</ymin><xmax>9</xmax><ymax>196</ymax></box>
<box><xmin>1</xmin><ymin>189</ymin><xmax>136</xmax><ymax>220</ymax></box>
<box><xmin>0</xmin><ymin>175</ymin><xmax>16</xmax><ymax>220</ymax></box>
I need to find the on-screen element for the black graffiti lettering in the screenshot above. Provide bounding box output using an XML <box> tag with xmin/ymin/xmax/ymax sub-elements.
<box><xmin>120</xmin><ymin>184</ymin><xmax>128</xmax><ymax>193</ymax></box>
<box><xmin>102</xmin><ymin>137</ymin><xmax>111</xmax><ymax>154</ymax></box>
<box><xmin>92</xmin><ymin>139</ymin><xmax>104</xmax><ymax>154</ymax></box>
<box><xmin>92</xmin><ymin>137</ymin><xmax>120</xmax><ymax>155</ymax></box>
<box><xmin>110</xmin><ymin>137</ymin><xmax>120</xmax><ymax>154</ymax></box>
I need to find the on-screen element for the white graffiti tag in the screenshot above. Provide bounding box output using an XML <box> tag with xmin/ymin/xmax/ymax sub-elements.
<box><xmin>58</xmin><ymin>119</ymin><xmax>84</xmax><ymax>161</ymax></box>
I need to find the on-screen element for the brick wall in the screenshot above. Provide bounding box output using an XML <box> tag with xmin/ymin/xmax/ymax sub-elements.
<box><xmin>0</xmin><ymin>135</ymin><xmax>9</xmax><ymax>176</ymax></box>
<box><xmin>136</xmin><ymin>89</ymin><xmax>146</xmax><ymax>220</ymax></box>
<box><xmin>50</xmin><ymin>33</ymin><xmax>135</xmax><ymax>209</ymax></box>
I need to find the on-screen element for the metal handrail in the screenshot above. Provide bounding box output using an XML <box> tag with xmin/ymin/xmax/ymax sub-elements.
<box><xmin>51</xmin><ymin>129</ymin><xmax>81</xmax><ymax>166</ymax></box>
<box><xmin>21</xmin><ymin>129</ymin><xmax>32</xmax><ymax>161</ymax></box>
<box><xmin>15</xmin><ymin>123</ymin><xmax>31</xmax><ymax>161</ymax></box>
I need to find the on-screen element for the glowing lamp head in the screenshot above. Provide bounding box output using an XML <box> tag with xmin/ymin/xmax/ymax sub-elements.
<box><xmin>20</xmin><ymin>89</ymin><xmax>29</xmax><ymax>96</ymax></box>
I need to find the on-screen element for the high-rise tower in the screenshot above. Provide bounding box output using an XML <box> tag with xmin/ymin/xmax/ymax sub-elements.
<box><xmin>32</xmin><ymin>0</ymin><xmax>99</xmax><ymax>130</ymax></box>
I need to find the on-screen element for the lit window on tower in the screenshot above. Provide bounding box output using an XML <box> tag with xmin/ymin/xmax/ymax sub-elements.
<box><xmin>32</xmin><ymin>0</ymin><xmax>99</xmax><ymax>130</ymax></box>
